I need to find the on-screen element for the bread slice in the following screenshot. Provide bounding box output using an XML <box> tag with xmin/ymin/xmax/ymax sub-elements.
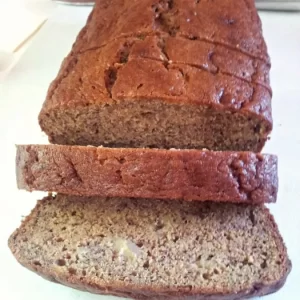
<box><xmin>9</xmin><ymin>194</ymin><xmax>291</xmax><ymax>299</ymax></box>
<box><xmin>39</xmin><ymin>0</ymin><xmax>272</xmax><ymax>151</ymax></box>
<box><xmin>16</xmin><ymin>145</ymin><xmax>278</xmax><ymax>203</ymax></box>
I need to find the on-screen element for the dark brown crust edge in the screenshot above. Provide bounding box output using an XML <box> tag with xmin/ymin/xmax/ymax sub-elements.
<box><xmin>8</xmin><ymin>196</ymin><xmax>291</xmax><ymax>300</ymax></box>
<box><xmin>16</xmin><ymin>145</ymin><xmax>278</xmax><ymax>204</ymax></box>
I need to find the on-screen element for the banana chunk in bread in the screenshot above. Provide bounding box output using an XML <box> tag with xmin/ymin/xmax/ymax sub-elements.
<box><xmin>9</xmin><ymin>195</ymin><xmax>291</xmax><ymax>300</ymax></box>
<box><xmin>39</xmin><ymin>0</ymin><xmax>272</xmax><ymax>151</ymax></box>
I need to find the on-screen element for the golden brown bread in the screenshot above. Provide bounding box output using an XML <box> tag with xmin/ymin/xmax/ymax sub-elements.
<box><xmin>16</xmin><ymin>144</ymin><xmax>278</xmax><ymax>203</ymax></box>
<box><xmin>9</xmin><ymin>195</ymin><xmax>291</xmax><ymax>300</ymax></box>
<box><xmin>39</xmin><ymin>0</ymin><xmax>272</xmax><ymax>151</ymax></box>
<box><xmin>9</xmin><ymin>2</ymin><xmax>290</xmax><ymax>300</ymax></box>
<box><xmin>71</xmin><ymin>0</ymin><xmax>270</xmax><ymax>61</ymax></box>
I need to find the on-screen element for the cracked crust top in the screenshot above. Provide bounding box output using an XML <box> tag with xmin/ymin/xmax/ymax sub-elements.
<box><xmin>71</xmin><ymin>0</ymin><xmax>270</xmax><ymax>62</ymax></box>
<box><xmin>39</xmin><ymin>0</ymin><xmax>273</xmax><ymax>151</ymax></box>
<box><xmin>42</xmin><ymin>35</ymin><xmax>272</xmax><ymax>121</ymax></box>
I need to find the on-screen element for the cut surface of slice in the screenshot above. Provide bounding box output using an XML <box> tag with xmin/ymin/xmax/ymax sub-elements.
<box><xmin>9</xmin><ymin>194</ymin><xmax>291</xmax><ymax>300</ymax></box>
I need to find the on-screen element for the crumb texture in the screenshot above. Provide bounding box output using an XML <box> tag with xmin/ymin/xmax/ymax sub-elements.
<box><xmin>39</xmin><ymin>0</ymin><xmax>272</xmax><ymax>151</ymax></box>
<box><xmin>9</xmin><ymin>195</ymin><xmax>291</xmax><ymax>299</ymax></box>
<box><xmin>16</xmin><ymin>145</ymin><xmax>278</xmax><ymax>203</ymax></box>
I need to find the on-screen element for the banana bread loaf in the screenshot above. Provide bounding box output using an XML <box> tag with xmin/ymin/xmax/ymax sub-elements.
<box><xmin>39</xmin><ymin>0</ymin><xmax>272</xmax><ymax>151</ymax></box>
<box><xmin>16</xmin><ymin>144</ymin><xmax>278</xmax><ymax>203</ymax></box>
<box><xmin>9</xmin><ymin>194</ymin><xmax>291</xmax><ymax>299</ymax></box>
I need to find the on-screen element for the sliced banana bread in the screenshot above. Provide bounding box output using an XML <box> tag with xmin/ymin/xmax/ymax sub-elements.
<box><xmin>16</xmin><ymin>145</ymin><xmax>278</xmax><ymax>203</ymax></box>
<box><xmin>39</xmin><ymin>0</ymin><xmax>272</xmax><ymax>151</ymax></box>
<box><xmin>9</xmin><ymin>194</ymin><xmax>291</xmax><ymax>300</ymax></box>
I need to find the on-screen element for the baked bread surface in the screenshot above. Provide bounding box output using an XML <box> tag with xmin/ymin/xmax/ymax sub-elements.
<box><xmin>16</xmin><ymin>144</ymin><xmax>278</xmax><ymax>204</ymax></box>
<box><xmin>39</xmin><ymin>0</ymin><xmax>272</xmax><ymax>151</ymax></box>
<box><xmin>9</xmin><ymin>195</ymin><xmax>291</xmax><ymax>300</ymax></box>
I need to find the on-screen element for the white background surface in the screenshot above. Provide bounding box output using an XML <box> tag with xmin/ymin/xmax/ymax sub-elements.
<box><xmin>0</xmin><ymin>3</ymin><xmax>299</xmax><ymax>300</ymax></box>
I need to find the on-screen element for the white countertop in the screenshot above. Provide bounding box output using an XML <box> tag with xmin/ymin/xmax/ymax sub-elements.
<box><xmin>0</xmin><ymin>4</ymin><xmax>299</xmax><ymax>300</ymax></box>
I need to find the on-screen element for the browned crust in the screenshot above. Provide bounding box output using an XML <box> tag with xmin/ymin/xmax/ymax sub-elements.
<box><xmin>71</xmin><ymin>0</ymin><xmax>270</xmax><ymax>62</ymax></box>
<box><xmin>8</xmin><ymin>195</ymin><xmax>291</xmax><ymax>300</ymax></box>
<box><xmin>40</xmin><ymin>36</ymin><xmax>272</xmax><ymax>119</ymax></box>
<box><xmin>39</xmin><ymin>0</ymin><xmax>273</xmax><ymax>151</ymax></box>
<box><xmin>16</xmin><ymin>145</ymin><xmax>278</xmax><ymax>204</ymax></box>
